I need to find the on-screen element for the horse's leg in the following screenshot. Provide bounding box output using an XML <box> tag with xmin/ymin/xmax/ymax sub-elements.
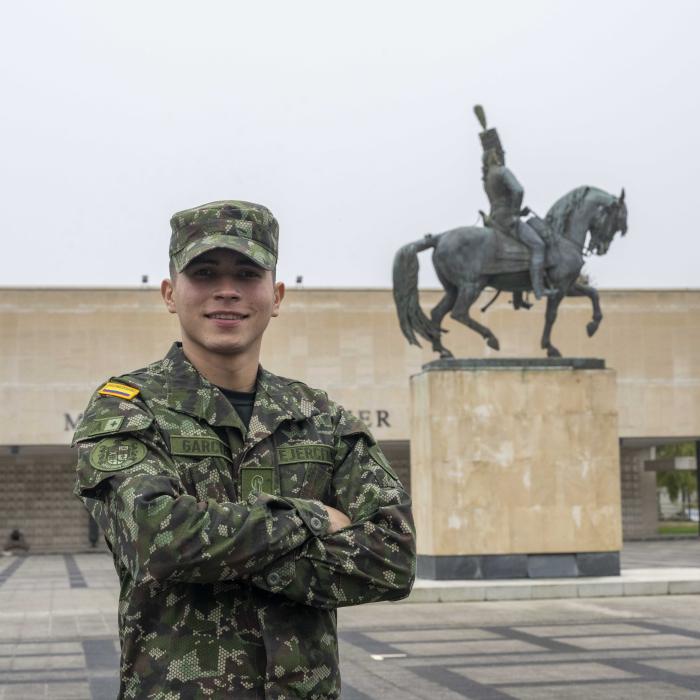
<box><xmin>430</xmin><ymin>288</ymin><xmax>457</xmax><ymax>358</ymax></box>
<box><xmin>540</xmin><ymin>292</ymin><xmax>565</xmax><ymax>357</ymax></box>
<box><xmin>451</xmin><ymin>283</ymin><xmax>500</xmax><ymax>350</ymax></box>
<box><xmin>567</xmin><ymin>282</ymin><xmax>603</xmax><ymax>337</ymax></box>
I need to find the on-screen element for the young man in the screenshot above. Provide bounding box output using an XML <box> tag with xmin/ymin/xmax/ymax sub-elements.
<box><xmin>73</xmin><ymin>201</ymin><xmax>416</xmax><ymax>699</ymax></box>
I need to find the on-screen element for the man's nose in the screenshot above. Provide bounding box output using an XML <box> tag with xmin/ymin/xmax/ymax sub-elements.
<box><xmin>214</xmin><ymin>280</ymin><xmax>242</xmax><ymax>299</ymax></box>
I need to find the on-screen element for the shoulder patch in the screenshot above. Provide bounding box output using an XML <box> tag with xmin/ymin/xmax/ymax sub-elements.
<box><xmin>89</xmin><ymin>436</ymin><xmax>147</xmax><ymax>472</ymax></box>
<box><xmin>86</xmin><ymin>416</ymin><xmax>125</xmax><ymax>438</ymax></box>
<box><xmin>98</xmin><ymin>382</ymin><xmax>140</xmax><ymax>401</ymax></box>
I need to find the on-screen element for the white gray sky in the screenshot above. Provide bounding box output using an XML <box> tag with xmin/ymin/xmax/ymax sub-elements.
<box><xmin>1</xmin><ymin>0</ymin><xmax>697</xmax><ymax>289</ymax></box>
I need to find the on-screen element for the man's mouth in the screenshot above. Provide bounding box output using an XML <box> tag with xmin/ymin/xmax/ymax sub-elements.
<box><xmin>206</xmin><ymin>312</ymin><xmax>248</xmax><ymax>320</ymax></box>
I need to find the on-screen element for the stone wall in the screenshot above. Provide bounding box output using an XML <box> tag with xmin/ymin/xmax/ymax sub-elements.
<box><xmin>0</xmin><ymin>447</ymin><xmax>97</xmax><ymax>553</ymax></box>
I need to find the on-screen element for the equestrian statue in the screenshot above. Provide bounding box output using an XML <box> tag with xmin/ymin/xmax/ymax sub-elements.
<box><xmin>393</xmin><ymin>105</ymin><xmax>628</xmax><ymax>358</ymax></box>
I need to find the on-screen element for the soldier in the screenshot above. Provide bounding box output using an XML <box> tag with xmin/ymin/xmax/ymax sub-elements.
<box><xmin>476</xmin><ymin>107</ymin><xmax>555</xmax><ymax>299</ymax></box>
<box><xmin>72</xmin><ymin>201</ymin><xmax>416</xmax><ymax>699</ymax></box>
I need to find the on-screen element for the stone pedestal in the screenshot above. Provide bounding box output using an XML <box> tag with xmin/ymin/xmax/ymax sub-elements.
<box><xmin>410</xmin><ymin>358</ymin><xmax>622</xmax><ymax>579</ymax></box>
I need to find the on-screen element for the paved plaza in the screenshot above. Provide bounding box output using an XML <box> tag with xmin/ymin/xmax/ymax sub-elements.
<box><xmin>0</xmin><ymin>542</ymin><xmax>698</xmax><ymax>699</ymax></box>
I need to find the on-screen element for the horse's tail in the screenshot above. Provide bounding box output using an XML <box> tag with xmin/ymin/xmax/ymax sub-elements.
<box><xmin>392</xmin><ymin>234</ymin><xmax>442</xmax><ymax>348</ymax></box>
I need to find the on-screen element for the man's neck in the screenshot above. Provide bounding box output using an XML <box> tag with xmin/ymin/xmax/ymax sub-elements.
<box><xmin>181</xmin><ymin>340</ymin><xmax>260</xmax><ymax>392</ymax></box>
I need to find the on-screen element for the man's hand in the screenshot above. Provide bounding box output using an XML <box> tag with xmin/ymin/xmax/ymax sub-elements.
<box><xmin>322</xmin><ymin>505</ymin><xmax>351</xmax><ymax>533</ymax></box>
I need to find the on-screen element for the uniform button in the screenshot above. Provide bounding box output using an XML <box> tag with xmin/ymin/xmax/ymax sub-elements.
<box><xmin>310</xmin><ymin>516</ymin><xmax>323</xmax><ymax>532</ymax></box>
<box><xmin>266</xmin><ymin>572</ymin><xmax>281</xmax><ymax>587</ymax></box>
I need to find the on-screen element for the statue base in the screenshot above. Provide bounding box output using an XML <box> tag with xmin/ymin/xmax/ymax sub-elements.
<box><xmin>411</xmin><ymin>358</ymin><xmax>622</xmax><ymax>580</ymax></box>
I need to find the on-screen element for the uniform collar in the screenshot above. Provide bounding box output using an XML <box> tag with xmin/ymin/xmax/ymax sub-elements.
<box><xmin>162</xmin><ymin>343</ymin><xmax>317</xmax><ymax>444</ymax></box>
<box><xmin>163</xmin><ymin>343</ymin><xmax>245</xmax><ymax>433</ymax></box>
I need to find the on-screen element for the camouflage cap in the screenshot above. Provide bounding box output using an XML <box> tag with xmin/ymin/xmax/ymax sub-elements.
<box><xmin>169</xmin><ymin>200</ymin><xmax>278</xmax><ymax>272</ymax></box>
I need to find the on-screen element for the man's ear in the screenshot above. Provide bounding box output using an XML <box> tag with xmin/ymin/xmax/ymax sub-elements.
<box><xmin>271</xmin><ymin>281</ymin><xmax>285</xmax><ymax>318</ymax></box>
<box><xmin>161</xmin><ymin>278</ymin><xmax>177</xmax><ymax>314</ymax></box>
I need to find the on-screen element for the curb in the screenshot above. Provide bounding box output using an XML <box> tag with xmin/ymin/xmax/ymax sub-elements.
<box><xmin>403</xmin><ymin>568</ymin><xmax>700</xmax><ymax>603</ymax></box>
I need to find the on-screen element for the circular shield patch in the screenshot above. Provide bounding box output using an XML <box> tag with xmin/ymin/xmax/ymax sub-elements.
<box><xmin>89</xmin><ymin>436</ymin><xmax>147</xmax><ymax>472</ymax></box>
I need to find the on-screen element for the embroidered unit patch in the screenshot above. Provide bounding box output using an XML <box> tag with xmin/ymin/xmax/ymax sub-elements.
<box><xmin>89</xmin><ymin>437</ymin><xmax>147</xmax><ymax>472</ymax></box>
<box><xmin>86</xmin><ymin>416</ymin><xmax>125</xmax><ymax>437</ymax></box>
<box><xmin>277</xmin><ymin>443</ymin><xmax>333</xmax><ymax>466</ymax></box>
<box><xmin>241</xmin><ymin>466</ymin><xmax>276</xmax><ymax>500</ymax></box>
<box><xmin>98</xmin><ymin>382</ymin><xmax>140</xmax><ymax>401</ymax></box>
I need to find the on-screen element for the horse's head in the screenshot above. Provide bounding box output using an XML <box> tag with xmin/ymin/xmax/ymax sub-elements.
<box><xmin>588</xmin><ymin>188</ymin><xmax>628</xmax><ymax>255</ymax></box>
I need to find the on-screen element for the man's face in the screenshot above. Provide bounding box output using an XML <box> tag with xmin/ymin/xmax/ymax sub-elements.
<box><xmin>161</xmin><ymin>248</ymin><xmax>284</xmax><ymax>361</ymax></box>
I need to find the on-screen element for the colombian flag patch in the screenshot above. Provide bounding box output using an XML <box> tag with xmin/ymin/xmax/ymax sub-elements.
<box><xmin>98</xmin><ymin>382</ymin><xmax>140</xmax><ymax>401</ymax></box>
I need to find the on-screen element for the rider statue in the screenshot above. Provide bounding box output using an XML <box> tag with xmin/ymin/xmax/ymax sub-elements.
<box><xmin>475</xmin><ymin>106</ymin><xmax>554</xmax><ymax>299</ymax></box>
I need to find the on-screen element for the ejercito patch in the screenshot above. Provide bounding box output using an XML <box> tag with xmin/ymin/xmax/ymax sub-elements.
<box><xmin>277</xmin><ymin>443</ymin><xmax>333</xmax><ymax>466</ymax></box>
<box><xmin>89</xmin><ymin>437</ymin><xmax>147</xmax><ymax>472</ymax></box>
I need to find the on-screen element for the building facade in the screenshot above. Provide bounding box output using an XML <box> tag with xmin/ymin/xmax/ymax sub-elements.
<box><xmin>1</xmin><ymin>287</ymin><xmax>699</xmax><ymax>550</ymax></box>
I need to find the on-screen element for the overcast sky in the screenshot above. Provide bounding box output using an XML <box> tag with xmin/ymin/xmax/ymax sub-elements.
<box><xmin>1</xmin><ymin>0</ymin><xmax>698</xmax><ymax>289</ymax></box>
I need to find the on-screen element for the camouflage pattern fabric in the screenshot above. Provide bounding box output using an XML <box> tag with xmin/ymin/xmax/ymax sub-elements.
<box><xmin>73</xmin><ymin>343</ymin><xmax>416</xmax><ymax>699</ymax></box>
<box><xmin>169</xmin><ymin>201</ymin><xmax>279</xmax><ymax>272</ymax></box>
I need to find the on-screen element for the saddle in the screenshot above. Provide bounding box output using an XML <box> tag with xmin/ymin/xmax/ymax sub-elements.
<box><xmin>481</xmin><ymin>217</ymin><xmax>553</xmax><ymax>275</ymax></box>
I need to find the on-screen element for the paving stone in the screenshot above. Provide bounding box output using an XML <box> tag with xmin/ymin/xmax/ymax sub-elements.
<box><xmin>640</xmin><ymin>657</ymin><xmax>700</xmax><ymax>675</ymax></box>
<box><xmin>515</xmin><ymin>623</ymin><xmax>650</xmax><ymax>637</ymax></box>
<box><xmin>485</xmin><ymin>585</ymin><xmax>532</xmax><ymax>601</ymax></box>
<box><xmin>452</xmin><ymin>661</ymin><xmax>635</xmax><ymax>684</ymax></box>
<box><xmin>1</xmin><ymin>548</ymin><xmax>700</xmax><ymax>699</ymax></box>
<box><xmin>531</xmin><ymin>583</ymin><xmax>578</xmax><ymax>599</ymax></box>
<box><xmin>2</xmin><ymin>684</ymin><xmax>49</xmax><ymax>700</ymax></box>
<box><xmin>623</xmin><ymin>580</ymin><xmax>669</xmax><ymax>596</ymax></box>
<box><xmin>49</xmin><ymin>683</ymin><xmax>93</xmax><ymax>700</ymax></box>
<box><xmin>669</xmin><ymin>580</ymin><xmax>700</xmax><ymax>595</ymax></box>
<box><xmin>576</xmin><ymin>582</ymin><xmax>624</xmax><ymax>597</ymax></box>
<box><xmin>392</xmin><ymin>639</ymin><xmax>542</xmax><ymax>656</ymax></box>
<box><xmin>562</xmin><ymin>633</ymin><xmax>700</xmax><ymax>650</ymax></box>
<box><xmin>370</xmin><ymin>628</ymin><xmax>499</xmax><ymax>643</ymax></box>
<box><xmin>436</xmin><ymin>586</ymin><xmax>486</xmax><ymax>603</ymax></box>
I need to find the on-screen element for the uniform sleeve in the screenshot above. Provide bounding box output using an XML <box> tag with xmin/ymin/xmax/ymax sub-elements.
<box><xmin>74</xmin><ymin>393</ymin><xmax>330</xmax><ymax>586</ymax></box>
<box><xmin>253</xmin><ymin>414</ymin><xmax>416</xmax><ymax>608</ymax></box>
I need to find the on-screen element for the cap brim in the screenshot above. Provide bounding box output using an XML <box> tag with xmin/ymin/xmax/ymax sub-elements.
<box><xmin>172</xmin><ymin>233</ymin><xmax>276</xmax><ymax>273</ymax></box>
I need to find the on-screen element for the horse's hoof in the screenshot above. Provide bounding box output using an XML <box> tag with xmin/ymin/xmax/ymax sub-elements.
<box><xmin>547</xmin><ymin>347</ymin><xmax>562</xmax><ymax>358</ymax></box>
<box><xmin>487</xmin><ymin>337</ymin><xmax>500</xmax><ymax>351</ymax></box>
<box><xmin>586</xmin><ymin>321</ymin><xmax>599</xmax><ymax>337</ymax></box>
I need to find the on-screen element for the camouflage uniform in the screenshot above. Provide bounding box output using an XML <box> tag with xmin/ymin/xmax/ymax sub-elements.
<box><xmin>73</xmin><ymin>343</ymin><xmax>415</xmax><ymax>699</ymax></box>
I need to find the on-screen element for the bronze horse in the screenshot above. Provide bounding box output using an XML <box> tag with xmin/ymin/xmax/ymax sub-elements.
<box><xmin>393</xmin><ymin>186</ymin><xmax>628</xmax><ymax>357</ymax></box>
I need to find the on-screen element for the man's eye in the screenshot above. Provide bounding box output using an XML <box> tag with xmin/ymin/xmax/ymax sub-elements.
<box><xmin>238</xmin><ymin>269</ymin><xmax>262</xmax><ymax>279</ymax></box>
<box><xmin>192</xmin><ymin>267</ymin><xmax>214</xmax><ymax>277</ymax></box>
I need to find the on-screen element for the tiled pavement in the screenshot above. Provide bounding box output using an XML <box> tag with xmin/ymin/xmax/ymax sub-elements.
<box><xmin>0</xmin><ymin>542</ymin><xmax>699</xmax><ymax>699</ymax></box>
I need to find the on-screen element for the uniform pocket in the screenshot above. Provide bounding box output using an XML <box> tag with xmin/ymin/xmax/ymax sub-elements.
<box><xmin>277</xmin><ymin>461</ymin><xmax>333</xmax><ymax>499</ymax></box>
<box><xmin>177</xmin><ymin>456</ymin><xmax>237</xmax><ymax>502</ymax></box>
<box><xmin>300</xmin><ymin>462</ymin><xmax>333</xmax><ymax>500</ymax></box>
<box><xmin>276</xmin><ymin>442</ymin><xmax>335</xmax><ymax>500</ymax></box>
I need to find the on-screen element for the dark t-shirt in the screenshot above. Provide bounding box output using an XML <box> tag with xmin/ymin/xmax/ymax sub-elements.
<box><xmin>219</xmin><ymin>387</ymin><xmax>256</xmax><ymax>429</ymax></box>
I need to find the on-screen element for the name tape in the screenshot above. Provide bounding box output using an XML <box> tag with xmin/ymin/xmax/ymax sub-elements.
<box><xmin>277</xmin><ymin>443</ymin><xmax>333</xmax><ymax>466</ymax></box>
